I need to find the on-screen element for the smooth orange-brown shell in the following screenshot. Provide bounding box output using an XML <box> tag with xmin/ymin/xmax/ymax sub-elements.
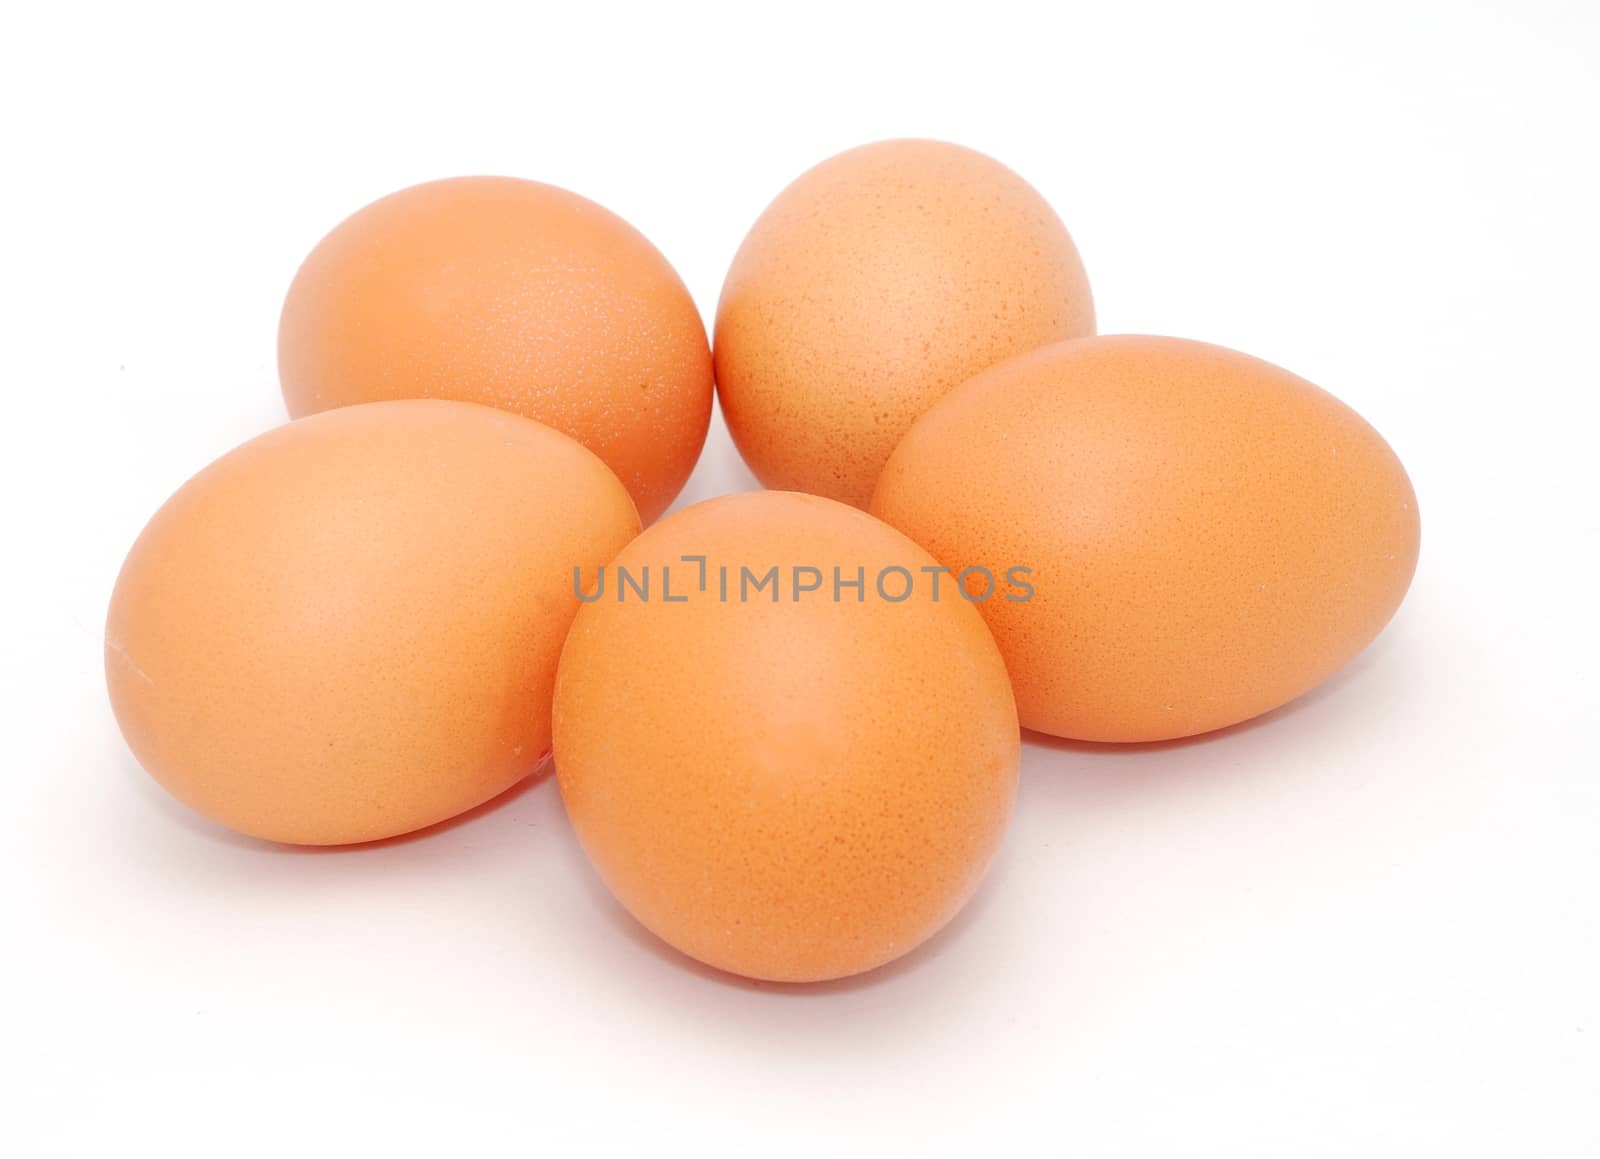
<box><xmin>278</xmin><ymin>176</ymin><xmax>712</xmax><ymax>523</ymax></box>
<box><xmin>106</xmin><ymin>400</ymin><xmax>641</xmax><ymax>845</ymax></box>
<box><xmin>870</xmin><ymin>335</ymin><xmax>1421</xmax><ymax>743</ymax></box>
<box><xmin>714</xmin><ymin>139</ymin><xmax>1095</xmax><ymax>508</ymax></box>
<box><xmin>552</xmin><ymin>491</ymin><xmax>1019</xmax><ymax>983</ymax></box>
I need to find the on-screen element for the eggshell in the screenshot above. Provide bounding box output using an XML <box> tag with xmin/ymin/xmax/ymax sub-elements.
<box><xmin>714</xmin><ymin>138</ymin><xmax>1094</xmax><ymax>508</ymax></box>
<box><xmin>552</xmin><ymin>491</ymin><xmax>1019</xmax><ymax>982</ymax></box>
<box><xmin>870</xmin><ymin>335</ymin><xmax>1421</xmax><ymax>743</ymax></box>
<box><xmin>278</xmin><ymin>176</ymin><xmax>712</xmax><ymax>522</ymax></box>
<box><xmin>106</xmin><ymin>400</ymin><xmax>641</xmax><ymax>845</ymax></box>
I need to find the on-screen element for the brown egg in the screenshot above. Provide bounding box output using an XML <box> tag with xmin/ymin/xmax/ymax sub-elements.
<box><xmin>714</xmin><ymin>139</ymin><xmax>1094</xmax><ymax>508</ymax></box>
<box><xmin>278</xmin><ymin>176</ymin><xmax>712</xmax><ymax>522</ymax></box>
<box><xmin>552</xmin><ymin>491</ymin><xmax>1019</xmax><ymax>982</ymax></box>
<box><xmin>871</xmin><ymin>336</ymin><xmax>1421</xmax><ymax>743</ymax></box>
<box><xmin>106</xmin><ymin>400</ymin><xmax>641</xmax><ymax>845</ymax></box>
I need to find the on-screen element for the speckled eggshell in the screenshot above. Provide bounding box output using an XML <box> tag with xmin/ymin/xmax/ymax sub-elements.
<box><xmin>106</xmin><ymin>400</ymin><xmax>642</xmax><ymax>845</ymax></box>
<box><xmin>278</xmin><ymin>176</ymin><xmax>712</xmax><ymax>522</ymax></box>
<box><xmin>870</xmin><ymin>335</ymin><xmax>1421</xmax><ymax>743</ymax></box>
<box><xmin>552</xmin><ymin>491</ymin><xmax>1019</xmax><ymax>983</ymax></box>
<box><xmin>714</xmin><ymin>139</ymin><xmax>1095</xmax><ymax>508</ymax></box>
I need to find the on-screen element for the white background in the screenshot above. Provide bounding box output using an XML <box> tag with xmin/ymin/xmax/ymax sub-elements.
<box><xmin>4</xmin><ymin>2</ymin><xmax>1596</xmax><ymax>1154</ymax></box>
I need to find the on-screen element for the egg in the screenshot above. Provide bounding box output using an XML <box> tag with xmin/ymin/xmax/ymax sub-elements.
<box><xmin>278</xmin><ymin>176</ymin><xmax>712</xmax><ymax>522</ymax></box>
<box><xmin>871</xmin><ymin>335</ymin><xmax>1421</xmax><ymax>743</ymax></box>
<box><xmin>552</xmin><ymin>491</ymin><xmax>1019</xmax><ymax>982</ymax></box>
<box><xmin>106</xmin><ymin>400</ymin><xmax>641</xmax><ymax>845</ymax></box>
<box><xmin>714</xmin><ymin>139</ymin><xmax>1095</xmax><ymax>508</ymax></box>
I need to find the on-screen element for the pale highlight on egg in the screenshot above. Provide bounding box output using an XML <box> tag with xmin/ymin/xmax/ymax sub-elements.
<box><xmin>106</xmin><ymin>400</ymin><xmax>642</xmax><ymax>845</ymax></box>
<box><xmin>278</xmin><ymin>176</ymin><xmax>713</xmax><ymax>522</ymax></box>
<box><xmin>871</xmin><ymin>335</ymin><xmax>1421</xmax><ymax>743</ymax></box>
<box><xmin>714</xmin><ymin>139</ymin><xmax>1095</xmax><ymax>508</ymax></box>
<box><xmin>552</xmin><ymin>491</ymin><xmax>1020</xmax><ymax>983</ymax></box>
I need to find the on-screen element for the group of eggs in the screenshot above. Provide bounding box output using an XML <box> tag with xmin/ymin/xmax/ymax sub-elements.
<box><xmin>106</xmin><ymin>139</ymin><xmax>1420</xmax><ymax>984</ymax></box>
